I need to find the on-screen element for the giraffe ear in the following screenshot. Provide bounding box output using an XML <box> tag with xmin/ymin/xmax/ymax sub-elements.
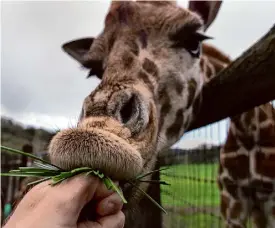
<box><xmin>188</xmin><ymin>1</ymin><xmax>223</xmax><ymax>31</ymax></box>
<box><xmin>62</xmin><ymin>38</ymin><xmax>94</xmax><ymax>67</ymax></box>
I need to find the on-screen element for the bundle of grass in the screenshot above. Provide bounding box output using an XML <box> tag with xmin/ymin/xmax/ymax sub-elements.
<box><xmin>1</xmin><ymin>145</ymin><xmax>169</xmax><ymax>213</ymax></box>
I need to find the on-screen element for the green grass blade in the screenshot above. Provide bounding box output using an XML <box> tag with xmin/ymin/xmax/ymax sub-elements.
<box><xmin>1</xmin><ymin>145</ymin><xmax>62</xmax><ymax>170</ymax></box>
<box><xmin>85</xmin><ymin>170</ymin><xmax>95</xmax><ymax>176</ymax></box>
<box><xmin>103</xmin><ymin>178</ymin><xmax>113</xmax><ymax>190</ymax></box>
<box><xmin>0</xmin><ymin>173</ymin><xmax>51</xmax><ymax>177</ymax></box>
<box><xmin>33</xmin><ymin>161</ymin><xmax>60</xmax><ymax>171</ymax></box>
<box><xmin>18</xmin><ymin>167</ymin><xmax>48</xmax><ymax>171</ymax></box>
<box><xmin>9</xmin><ymin>168</ymin><xmax>59</xmax><ymax>177</ymax></box>
<box><xmin>51</xmin><ymin>177</ymin><xmax>67</xmax><ymax>186</ymax></box>
<box><xmin>71</xmin><ymin>167</ymin><xmax>92</xmax><ymax>174</ymax></box>
<box><xmin>135</xmin><ymin>167</ymin><xmax>170</xmax><ymax>180</ymax></box>
<box><xmin>138</xmin><ymin>180</ymin><xmax>170</xmax><ymax>185</ymax></box>
<box><xmin>130</xmin><ymin>182</ymin><xmax>167</xmax><ymax>214</ymax></box>
<box><xmin>52</xmin><ymin>172</ymin><xmax>72</xmax><ymax>182</ymax></box>
<box><xmin>18</xmin><ymin>167</ymin><xmax>59</xmax><ymax>174</ymax></box>
<box><xmin>98</xmin><ymin>173</ymin><xmax>104</xmax><ymax>178</ymax></box>
<box><xmin>27</xmin><ymin>177</ymin><xmax>52</xmax><ymax>186</ymax></box>
<box><xmin>105</xmin><ymin>177</ymin><xmax>127</xmax><ymax>204</ymax></box>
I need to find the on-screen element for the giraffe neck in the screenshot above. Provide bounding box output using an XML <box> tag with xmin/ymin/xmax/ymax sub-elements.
<box><xmin>200</xmin><ymin>42</ymin><xmax>231</xmax><ymax>82</ymax></box>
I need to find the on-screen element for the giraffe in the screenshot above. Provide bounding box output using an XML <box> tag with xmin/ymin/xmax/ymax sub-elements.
<box><xmin>45</xmin><ymin>1</ymin><xmax>232</xmax><ymax>227</ymax></box>
<box><xmin>10</xmin><ymin>0</ymin><xmax>263</xmax><ymax>227</ymax></box>
<box><xmin>218</xmin><ymin>102</ymin><xmax>275</xmax><ymax>228</ymax></box>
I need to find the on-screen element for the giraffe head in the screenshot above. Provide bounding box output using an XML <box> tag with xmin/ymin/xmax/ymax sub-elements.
<box><xmin>49</xmin><ymin>0</ymin><xmax>222</xmax><ymax>197</ymax></box>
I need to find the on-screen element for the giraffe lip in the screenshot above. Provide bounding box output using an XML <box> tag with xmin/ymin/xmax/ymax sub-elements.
<box><xmin>49</xmin><ymin>127</ymin><xmax>143</xmax><ymax>180</ymax></box>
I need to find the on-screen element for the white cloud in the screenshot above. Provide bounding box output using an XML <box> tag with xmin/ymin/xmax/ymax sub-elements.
<box><xmin>172</xmin><ymin>138</ymin><xmax>219</xmax><ymax>149</ymax></box>
<box><xmin>1</xmin><ymin>104</ymin><xmax>77</xmax><ymax>131</ymax></box>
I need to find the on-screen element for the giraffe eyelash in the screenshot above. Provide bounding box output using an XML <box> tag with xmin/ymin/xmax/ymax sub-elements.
<box><xmin>171</xmin><ymin>31</ymin><xmax>212</xmax><ymax>58</ymax></box>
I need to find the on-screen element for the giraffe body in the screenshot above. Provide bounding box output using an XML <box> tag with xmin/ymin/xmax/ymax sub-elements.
<box><xmin>218</xmin><ymin>103</ymin><xmax>275</xmax><ymax>228</ymax></box>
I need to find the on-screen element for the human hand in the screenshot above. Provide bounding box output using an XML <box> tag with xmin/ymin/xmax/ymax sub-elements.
<box><xmin>4</xmin><ymin>175</ymin><xmax>125</xmax><ymax>228</ymax></box>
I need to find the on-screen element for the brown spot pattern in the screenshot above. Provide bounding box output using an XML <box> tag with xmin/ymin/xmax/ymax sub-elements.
<box><xmin>199</xmin><ymin>57</ymin><xmax>204</xmax><ymax>70</ymax></box>
<box><xmin>244</xmin><ymin>109</ymin><xmax>255</xmax><ymax>126</ymax></box>
<box><xmin>139</xmin><ymin>30</ymin><xmax>147</xmax><ymax>49</ymax></box>
<box><xmin>192</xmin><ymin>94</ymin><xmax>202</xmax><ymax>118</ymax></box>
<box><xmin>259</xmin><ymin>109</ymin><xmax>268</xmax><ymax>122</ymax></box>
<box><xmin>142</xmin><ymin>58</ymin><xmax>159</xmax><ymax>79</ymax></box>
<box><xmin>238</xmin><ymin>135</ymin><xmax>254</xmax><ymax>151</ymax></box>
<box><xmin>130</xmin><ymin>41</ymin><xmax>139</xmax><ymax>56</ymax></box>
<box><xmin>251</xmin><ymin>180</ymin><xmax>273</xmax><ymax>195</ymax></box>
<box><xmin>221</xmin><ymin>194</ymin><xmax>230</xmax><ymax>217</ymax></box>
<box><xmin>175</xmin><ymin>81</ymin><xmax>184</xmax><ymax>95</ymax></box>
<box><xmin>224</xmin><ymin>154</ymin><xmax>249</xmax><ymax>180</ymax></box>
<box><xmin>259</xmin><ymin>124</ymin><xmax>275</xmax><ymax>147</ymax></box>
<box><xmin>255</xmin><ymin>152</ymin><xmax>275</xmax><ymax>178</ymax></box>
<box><xmin>121</xmin><ymin>52</ymin><xmax>134</xmax><ymax>69</ymax></box>
<box><xmin>223</xmin><ymin>130</ymin><xmax>239</xmax><ymax>152</ymax></box>
<box><xmin>231</xmin><ymin>117</ymin><xmax>245</xmax><ymax>133</ymax></box>
<box><xmin>223</xmin><ymin>177</ymin><xmax>239</xmax><ymax>199</ymax></box>
<box><xmin>123</xmin><ymin>39</ymin><xmax>139</xmax><ymax>56</ymax></box>
<box><xmin>138</xmin><ymin>71</ymin><xmax>154</xmax><ymax>93</ymax></box>
<box><xmin>241</xmin><ymin>186</ymin><xmax>253</xmax><ymax>199</ymax></box>
<box><xmin>166</xmin><ymin>109</ymin><xmax>184</xmax><ymax>139</ymax></box>
<box><xmin>108</xmin><ymin>32</ymin><xmax>116</xmax><ymax>52</ymax></box>
<box><xmin>158</xmin><ymin>87</ymin><xmax>171</xmax><ymax>132</ymax></box>
<box><xmin>230</xmin><ymin>201</ymin><xmax>242</xmax><ymax>219</ymax></box>
<box><xmin>186</xmin><ymin>79</ymin><xmax>197</xmax><ymax>109</ymax></box>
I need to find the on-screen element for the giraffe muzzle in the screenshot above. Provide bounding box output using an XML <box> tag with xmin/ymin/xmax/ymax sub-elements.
<box><xmin>48</xmin><ymin>122</ymin><xmax>143</xmax><ymax>180</ymax></box>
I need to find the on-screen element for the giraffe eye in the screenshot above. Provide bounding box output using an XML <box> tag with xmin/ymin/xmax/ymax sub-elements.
<box><xmin>171</xmin><ymin>31</ymin><xmax>212</xmax><ymax>58</ymax></box>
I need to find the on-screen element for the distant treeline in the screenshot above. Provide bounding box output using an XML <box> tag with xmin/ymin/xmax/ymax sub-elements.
<box><xmin>158</xmin><ymin>145</ymin><xmax>221</xmax><ymax>166</ymax></box>
<box><xmin>1</xmin><ymin>116</ymin><xmax>56</xmax><ymax>152</ymax></box>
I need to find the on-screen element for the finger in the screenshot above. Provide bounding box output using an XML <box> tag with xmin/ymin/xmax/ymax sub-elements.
<box><xmin>78</xmin><ymin>211</ymin><xmax>125</xmax><ymax>228</ymax></box>
<box><xmin>96</xmin><ymin>192</ymin><xmax>123</xmax><ymax>216</ymax></box>
<box><xmin>93</xmin><ymin>181</ymin><xmax>119</xmax><ymax>200</ymax></box>
<box><xmin>53</xmin><ymin>174</ymin><xmax>99</xmax><ymax>202</ymax></box>
<box><xmin>98</xmin><ymin>211</ymin><xmax>125</xmax><ymax>228</ymax></box>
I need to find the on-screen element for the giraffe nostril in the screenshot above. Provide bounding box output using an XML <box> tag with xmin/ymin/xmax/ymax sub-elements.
<box><xmin>119</xmin><ymin>94</ymin><xmax>138</xmax><ymax>124</ymax></box>
<box><xmin>108</xmin><ymin>91</ymin><xmax>149</xmax><ymax>135</ymax></box>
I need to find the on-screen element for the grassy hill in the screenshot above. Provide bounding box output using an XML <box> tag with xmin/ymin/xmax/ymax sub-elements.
<box><xmin>1</xmin><ymin>116</ymin><xmax>56</xmax><ymax>152</ymax></box>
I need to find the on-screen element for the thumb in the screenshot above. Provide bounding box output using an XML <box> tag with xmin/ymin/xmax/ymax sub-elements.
<box><xmin>47</xmin><ymin>174</ymin><xmax>100</xmax><ymax>217</ymax></box>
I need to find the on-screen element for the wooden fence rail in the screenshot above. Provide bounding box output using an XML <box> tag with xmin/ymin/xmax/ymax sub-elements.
<box><xmin>187</xmin><ymin>23</ymin><xmax>275</xmax><ymax>132</ymax></box>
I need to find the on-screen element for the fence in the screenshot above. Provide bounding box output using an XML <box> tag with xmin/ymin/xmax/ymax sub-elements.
<box><xmin>1</xmin><ymin>145</ymin><xmax>30</xmax><ymax>223</ymax></box>
<box><xmin>159</xmin><ymin>146</ymin><xmax>221</xmax><ymax>228</ymax></box>
<box><xmin>0</xmin><ymin>145</ymin><xmax>49</xmax><ymax>224</ymax></box>
<box><xmin>160</xmin><ymin>102</ymin><xmax>275</xmax><ymax>228</ymax></box>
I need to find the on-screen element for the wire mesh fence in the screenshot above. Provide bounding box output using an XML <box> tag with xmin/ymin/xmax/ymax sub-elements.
<box><xmin>160</xmin><ymin>100</ymin><xmax>275</xmax><ymax>228</ymax></box>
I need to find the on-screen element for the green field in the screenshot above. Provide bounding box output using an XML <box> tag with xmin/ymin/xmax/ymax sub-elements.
<box><xmin>160</xmin><ymin>163</ymin><xmax>222</xmax><ymax>228</ymax></box>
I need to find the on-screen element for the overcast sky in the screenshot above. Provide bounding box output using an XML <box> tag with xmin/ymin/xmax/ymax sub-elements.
<box><xmin>1</xmin><ymin>1</ymin><xmax>275</xmax><ymax>148</ymax></box>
